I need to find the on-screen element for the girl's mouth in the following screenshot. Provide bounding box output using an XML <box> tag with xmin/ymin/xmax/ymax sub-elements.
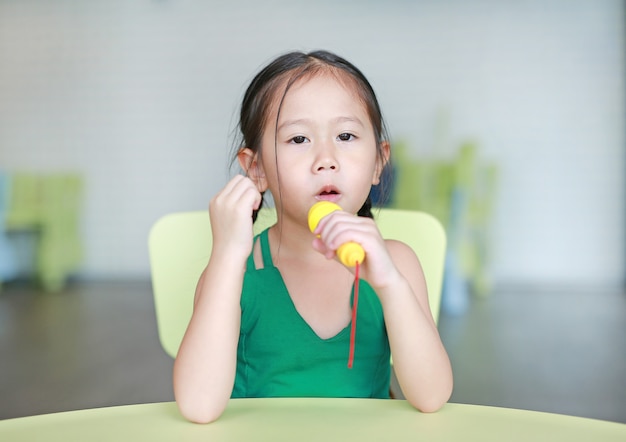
<box><xmin>316</xmin><ymin>186</ymin><xmax>341</xmax><ymax>202</ymax></box>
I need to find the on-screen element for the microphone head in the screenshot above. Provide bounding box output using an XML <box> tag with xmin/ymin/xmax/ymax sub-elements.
<box><xmin>308</xmin><ymin>201</ymin><xmax>342</xmax><ymax>232</ymax></box>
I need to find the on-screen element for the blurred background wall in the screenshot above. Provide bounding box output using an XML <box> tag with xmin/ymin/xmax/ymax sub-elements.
<box><xmin>0</xmin><ymin>0</ymin><xmax>624</xmax><ymax>288</ymax></box>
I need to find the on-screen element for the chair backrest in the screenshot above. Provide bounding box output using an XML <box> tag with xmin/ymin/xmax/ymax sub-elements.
<box><xmin>149</xmin><ymin>208</ymin><xmax>446</xmax><ymax>358</ymax></box>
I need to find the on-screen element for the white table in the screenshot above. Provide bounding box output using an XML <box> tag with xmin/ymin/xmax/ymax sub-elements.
<box><xmin>1</xmin><ymin>399</ymin><xmax>625</xmax><ymax>442</ymax></box>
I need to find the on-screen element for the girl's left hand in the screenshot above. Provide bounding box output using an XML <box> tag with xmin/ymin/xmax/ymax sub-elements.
<box><xmin>311</xmin><ymin>210</ymin><xmax>401</xmax><ymax>290</ymax></box>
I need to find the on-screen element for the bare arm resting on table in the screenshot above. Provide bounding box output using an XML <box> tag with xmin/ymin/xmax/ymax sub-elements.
<box><xmin>173</xmin><ymin>175</ymin><xmax>261</xmax><ymax>424</ymax></box>
<box><xmin>312</xmin><ymin>211</ymin><xmax>453</xmax><ymax>412</ymax></box>
<box><xmin>381</xmin><ymin>240</ymin><xmax>453</xmax><ymax>411</ymax></box>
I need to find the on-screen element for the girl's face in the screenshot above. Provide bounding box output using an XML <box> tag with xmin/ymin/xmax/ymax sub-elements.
<box><xmin>254</xmin><ymin>73</ymin><xmax>387</xmax><ymax>225</ymax></box>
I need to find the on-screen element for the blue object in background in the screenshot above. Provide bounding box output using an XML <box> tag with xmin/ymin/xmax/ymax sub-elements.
<box><xmin>441</xmin><ymin>251</ymin><xmax>469</xmax><ymax>316</ymax></box>
<box><xmin>0</xmin><ymin>172</ymin><xmax>18</xmax><ymax>281</ymax></box>
<box><xmin>441</xmin><ymin>188</ymin><xmax>470</xmax><ymax>316</ymax></box>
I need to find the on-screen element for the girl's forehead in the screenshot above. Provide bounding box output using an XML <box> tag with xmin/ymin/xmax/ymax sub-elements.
<box><xmin>273</xmin><ymin>71</ymin><xmax>367</xmax><ymax>115</ymax></box>
<box><xmin>287</xmin><ymin>71</ymin><xmax>360</xmax><ymax>98</ymax></box>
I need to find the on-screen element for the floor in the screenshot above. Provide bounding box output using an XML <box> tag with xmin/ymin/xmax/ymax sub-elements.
<box><xmin>0</xmin><ymin>280</ymin><xmax>625</xmax><ymax>424</ymax></box>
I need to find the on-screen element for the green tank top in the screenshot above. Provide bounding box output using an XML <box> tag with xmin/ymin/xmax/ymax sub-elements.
<box><xmin>231</xmin><ymin>229</ymin><xmax>390</xmax><ymax>399</ymax></box>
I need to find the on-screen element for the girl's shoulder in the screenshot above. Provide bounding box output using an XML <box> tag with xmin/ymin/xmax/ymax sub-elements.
<box><xmin>384</xmin><ymin>238</ymin><xmax>420</xmax><ymax>262</ymax></box>
<box><xmin>384</xmin><ymin>238</ymin><xmax>425</xmax><ymax>279</ymax></box>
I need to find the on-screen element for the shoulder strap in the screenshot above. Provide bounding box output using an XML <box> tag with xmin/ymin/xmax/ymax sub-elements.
<box><xmin>259</xmin><ymin>228</ymin><xmax>273</xmax><ymax>268</ymax></box>
<box><xmin>246</xmin><ymin>229</ymin><xmax>273</xmax><ymax>271</ymax></box>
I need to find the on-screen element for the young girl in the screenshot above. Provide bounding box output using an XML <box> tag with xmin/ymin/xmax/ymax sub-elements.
<box><xmin>173</xmin><ymin>50</ymin><xmax>453</xmax><ymax>423</ymax></box>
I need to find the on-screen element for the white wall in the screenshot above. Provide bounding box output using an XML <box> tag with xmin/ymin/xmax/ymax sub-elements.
<box><xmin>0</xmin><ymin>0</ymin><xmax>624</xmax><ymax>286</ymax></box>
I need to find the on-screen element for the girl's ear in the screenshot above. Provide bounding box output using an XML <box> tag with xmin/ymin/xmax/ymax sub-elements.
<box><xmin>238</xmin><ymin>148</ymin><xmax>268</xmax><ymax>192</ymax></box>
<box><xmin>372</xmin><ymin>141</ymin><xmax>391</xmax><ymax>185</ymax></box>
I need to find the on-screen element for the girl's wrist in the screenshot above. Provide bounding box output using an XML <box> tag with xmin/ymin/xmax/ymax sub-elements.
<box><xmin>208</xmin><ymin>243</ymin><xmax>250</xmax><ymax>272</ymax></box>
<box><xmin>371</xmin><ymin>268</ymin><xmax>409</xmax><ymax>303</ymax></box>
<box><xmin>211</xmin><ymin>236</ymin><xmax>253</xmax><ymax>260</ymax></box>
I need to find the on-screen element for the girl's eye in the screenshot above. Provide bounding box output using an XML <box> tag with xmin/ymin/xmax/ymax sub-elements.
<box><xmin>290</xmin><ymin>136</ymin><xmax>308</xmax><ymax>144</ymax></box>
<box><xmin>337</xmin><ymin>133</ymin><xmax>355</xmax><ymax>142</ymax></box>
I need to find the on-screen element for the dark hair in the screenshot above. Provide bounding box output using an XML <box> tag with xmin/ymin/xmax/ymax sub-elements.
<box><xmin>233</xmin><ymin>50</ymin><xmax>391</xmax><ymax>221</ymax></box>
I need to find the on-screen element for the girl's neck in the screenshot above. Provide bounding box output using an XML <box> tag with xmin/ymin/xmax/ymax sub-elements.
<box><xmin>266</xmin><ymin>216</ymin><xmax>322</xmax><ymax>266</ymax></box>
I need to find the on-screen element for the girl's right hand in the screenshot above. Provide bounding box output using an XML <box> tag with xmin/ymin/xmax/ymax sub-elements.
<box><xmin>208</xmin><ymin>174</ymin><xmax>263</xmax><ymax>261</ymax></box>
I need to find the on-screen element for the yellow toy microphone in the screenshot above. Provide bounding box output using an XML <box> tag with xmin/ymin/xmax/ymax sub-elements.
<box><xmin>308</xmin><ymin>200</ymin><xmax>364</xmax><ymax>368</ymax></box>
<box><xmin>307</xmin><ymin>201</ymin><xmax>365</xmax><ymax>267</ymax></box>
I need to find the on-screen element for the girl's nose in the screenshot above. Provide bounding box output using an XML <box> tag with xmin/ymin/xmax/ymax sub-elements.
<box><xmin>313</xmin><ymin>143</ymin><xmax>339</xmax><ymax>172</ymax></box>
<box><xmin>315</xmin><ymin>158</ymin><xmax>338</xmax><ymax>172</ymax></box>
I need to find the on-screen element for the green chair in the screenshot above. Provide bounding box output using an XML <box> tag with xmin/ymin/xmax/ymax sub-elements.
<box><xmin>148</xmin><ymin>208</ymin><xmax>446</xmax><ymax>360</ymax></box>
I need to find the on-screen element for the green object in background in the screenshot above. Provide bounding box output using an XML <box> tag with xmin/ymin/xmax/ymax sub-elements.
<box><xmin>2</xmin><ymin>173</ymin><xmax>83</xmax><ymax>292</ymax></box>
<box><xmin>391</xmin><ymin>141</ymin><xmax>498</xmax><ymax>304</ymax></box>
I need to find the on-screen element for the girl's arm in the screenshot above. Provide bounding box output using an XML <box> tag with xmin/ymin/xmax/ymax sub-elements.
<box><xmin>173</xmin><ymin>175</ymin><xmax>262</xmax><ymax>424</ymax></box>
<box><xmin>378</xmin><ymin>240</ymin><xmax>453</xmax><ymax>412</ymax></box>
<box><xmin>312</xmin><ymin>212</ymin><xmax>453</xmax><ymax>412</ymax></box>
